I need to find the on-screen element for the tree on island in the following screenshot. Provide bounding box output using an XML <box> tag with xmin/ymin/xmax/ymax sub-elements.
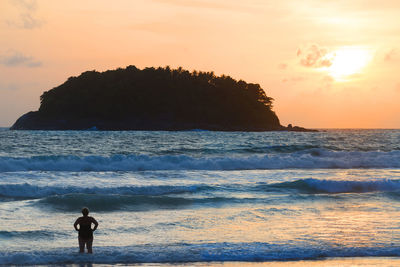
<box><xmin>12</xmin><ymin>65</ymin><xmax>312</xmax><ymax>131</ymax></box>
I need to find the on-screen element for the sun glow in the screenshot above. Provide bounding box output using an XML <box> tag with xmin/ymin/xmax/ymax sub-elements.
<box><xmin>326</xmin><ymin>47</ymin><xmax>371</xmax><ymax>81</ymax></box>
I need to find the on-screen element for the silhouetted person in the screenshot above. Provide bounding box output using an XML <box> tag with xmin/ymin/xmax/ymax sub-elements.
<box><xmin>74</xmin><ymin>207</ymin><xmax>98</xmax><ymax>253</ymax></box>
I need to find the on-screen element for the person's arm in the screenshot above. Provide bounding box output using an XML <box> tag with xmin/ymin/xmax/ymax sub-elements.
<box><xmin>74</xmin><ymin>218</ymin><xmax>80</xmax><ymax>231</ymax></box>
<box><xmin>92</xmin><ymin>217</ymin><xmax>99</xmax><ymax>231</ymax></box>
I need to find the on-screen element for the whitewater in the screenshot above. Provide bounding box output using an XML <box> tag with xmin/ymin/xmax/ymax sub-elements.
<box><xmin>2</xmin><ymin>128</ymin><xmax>400</xmax><ymax>265</ymax></box>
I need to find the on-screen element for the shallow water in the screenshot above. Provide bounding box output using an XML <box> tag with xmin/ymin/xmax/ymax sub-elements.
<box><xmin>1</xmin><ymin>129</ymin><xmax>400</xmax><ymax>265</ymax></box>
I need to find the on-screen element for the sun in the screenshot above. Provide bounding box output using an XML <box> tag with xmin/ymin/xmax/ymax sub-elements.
<box><xmin>325</xmin><ymin>47</ymin><xmax>371</xmax><ymax>81</ymax></box>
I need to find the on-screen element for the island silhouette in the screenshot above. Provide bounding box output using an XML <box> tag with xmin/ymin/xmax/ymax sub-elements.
<box><xmin>11</xmin><ymin>65</ymin><xmax>313</xmax><ymax>131</ymax></box>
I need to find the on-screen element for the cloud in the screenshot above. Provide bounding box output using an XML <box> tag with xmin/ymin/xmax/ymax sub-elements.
<box><xmin>0</xmin><ymin>51</ymin><xmax>42</xmax><ymax>68</ymax></box>
<box><xmin>297</xmin><ymin>44</ymin><xmax>333</xmax><ymax>68</ymax></box>
<box><xmin>6</xmin><ymin>0</ymin><xmax>42</xmax><ymax>29</ymax></box>
<box><xmin>322</xmin><ymin>75</ymin><xmax>334</xmax><ymax>83</ymax></box>
<box><xmin>10</xmin><ymin>0</ymin><xmax>38</xmax><ymax>11</ymax></box>
<box><xmin>152</xmin><ymin>0</ymin><xmax>256</xmax><ymax>13</ymax></box>
<box><xmin>282</xmin><ymin>76</ymin><xmax>305</xmax><ymax>83</ymax></box>
<box><xmin>384</xmin><ymin>49</ymin><xmax>397</xmax><ymax>62</ymax></box>
<box><xmin>278</xmin><ymin>63</ymin><xmax>288</xmax><ymax>70</ymax></box>
<box><xmin>0</xmin><ymin>82</ymin><xmax>18</xmax><ymax>91</ymax></box>
<box><xmin>20</xmin><ymin>12</ymin><xmax>42</xmax><ymax>29</ymax></box>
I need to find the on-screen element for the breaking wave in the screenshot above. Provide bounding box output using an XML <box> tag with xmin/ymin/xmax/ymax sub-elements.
<box><xmin>3</xmin><ymin>178</ymin><xmax>400</xmax><ymax>203</ymax></box>
<box><xmin>267</xmin><ymin>178</ymin><xmax>400</xmax><ymax>193</ymax></box>
<box><xmin>1</xmin><ymin>243</ymin><xmax>400</xmax><ymax>265</ymax></box>
<box><xmin>1</xmin><ymin>149</ymin><xmax>400</xmax><ymax>172</ymax></box>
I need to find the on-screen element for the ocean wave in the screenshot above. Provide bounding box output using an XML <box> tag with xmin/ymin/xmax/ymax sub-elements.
<box><xmin>0</xmin><ymin>230</ymin><xmax>65</xmax><ymax>239</ymax></box>
<box><xmin>0</xmin><ymin>183</ymin><xmax>207</xmax><ymax>198</ymax></box>
<box><xmin>266</xmin><ymin>178</ymin><xmax>400</xmax><ymax>193</ymax></box>
<box><xmin>37</xmin><ymin>193</ymin><xmax>195</xmax><ymax>211</ymax></box>
<box><xmin>3</xmin><ymin>178</ymin><xmax>400</xmax><ymax>203</ymax></box>
<box><xmin>35</xmin><ymin>193</ymin><xmax>238</xmax><ymax>211</ymax></box>
<box><xmin>1</xmin><ymin>243</ymin><xmax>400</xmax><ymax>264</ymax></box>
<box><xmin>1</xmin><ymin>149</ymin><xmax>400</xmax><ymax>172</ymax></box>
<box><xmin>239</xmin><ymin>144</ymin><xmax>324</xmax><ymax>153</ymax></box>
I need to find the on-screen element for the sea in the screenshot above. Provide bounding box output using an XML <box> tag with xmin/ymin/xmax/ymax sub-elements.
<box><xmin>1</xmin><ymin>128</ymin><xmax>400</xmax><ymax>265</ymax></box>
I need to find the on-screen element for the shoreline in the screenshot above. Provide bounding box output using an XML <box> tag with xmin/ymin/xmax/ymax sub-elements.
<box><xmin>28</xmin><ymin>257</ymin><xmax>400</xmax><ymax>266</ymax></box>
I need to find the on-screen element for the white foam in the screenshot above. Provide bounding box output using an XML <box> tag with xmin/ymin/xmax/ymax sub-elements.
<box><xmin>1</xmin><ymin>149</ymin><xmax>400</xmax><ymax>172</ymax></box>
<box><xmin>1</xmin><ymin>243</ymin><xmax>400</xmax><ymax>264</ymax></box>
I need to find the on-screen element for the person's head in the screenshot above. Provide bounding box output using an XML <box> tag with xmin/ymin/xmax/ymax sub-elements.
<box><xmin>81</xmin><ymin>207</ymin><xmax>89</xmax><ymax>216</ymax></box>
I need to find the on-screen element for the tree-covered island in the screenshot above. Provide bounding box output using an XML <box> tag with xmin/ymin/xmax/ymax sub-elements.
<box><xmin>11</xmin><ymin>66</ymin><xmax>314</xmax><ymax>131</ymax></box>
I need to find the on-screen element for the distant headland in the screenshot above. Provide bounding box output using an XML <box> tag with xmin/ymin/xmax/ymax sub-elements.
<box><xmin>11</xmin><ymin>66</ymin><xmax>315</xmax><ymax>132</ymax></box>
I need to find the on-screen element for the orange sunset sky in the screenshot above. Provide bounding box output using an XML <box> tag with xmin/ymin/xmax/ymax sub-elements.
<box><xmin>1</xmin><ymin>0</ymin><xmax>400</xmax><ymax>128</ymax></box>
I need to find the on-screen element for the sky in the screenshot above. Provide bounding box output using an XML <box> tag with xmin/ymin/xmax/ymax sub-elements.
<box><xmin>1</xmin><ymin>0</ymin><xmax>400</xmax><ymax>128</ymax></box>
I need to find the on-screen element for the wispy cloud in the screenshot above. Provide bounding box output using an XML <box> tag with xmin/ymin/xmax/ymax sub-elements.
<box><xmin>6</xmin><ymin>0</ymin><xmax>43</xmax><ymax>29</ymax></box>
<box><xmin>0</xmin><ymin>82</ymin><xmax>18</xmax><ymax>91</ymax></box>
<box><xmin>384</xmin><ymin>49</ymin><xmax>397</xmax><ymax>62</ymax></box>
<box><xmin>278</xmin><ymin>63</ymin><xmax>288</xmax><ymax>70</ymax></box>
<box><xmin>297</xmin><ymin>44</ymin><xmax>333</xmax><ymax>68</ymax></box>
<box><xmin>282</xmin><ymin>76</ymin><xmax>305</xmax><ymax>83</ymax></box>
<box><xmin>10</xmin><ymin>0</ymin><xmax>38</xmax><ymax>11</ymax></box>
<box><xmin>152</xmin><ymin>0</ymin><xmax>257</xmax><ymax>13</ymax></box>
<box><xmin>0</xmin><ymin>51</ymin><xmax>42</xmax><ymax>68</ymax></box>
